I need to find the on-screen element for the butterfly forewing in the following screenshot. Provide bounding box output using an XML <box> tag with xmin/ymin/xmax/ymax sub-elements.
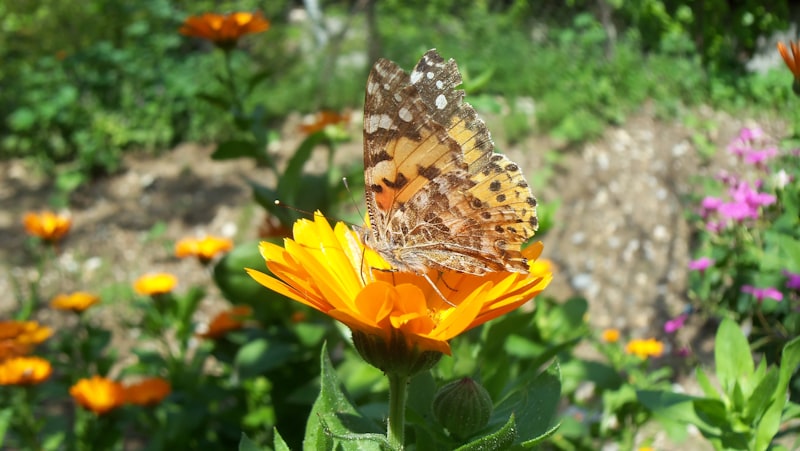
<box><xmin>362</xmin><ymin>49</ymin><xmax>537</xmax><ymax>275</ymax></box>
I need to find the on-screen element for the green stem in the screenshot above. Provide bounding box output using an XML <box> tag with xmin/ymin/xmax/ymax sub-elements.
<box><xmin>387</xmin><ymin>372</ymin><xmax>409</xmax><ymax>450</ymax></box>
<box><xmin>222</xmin><ymin>49</ymin><xmax>243</xmax><ymax>114</ymax></box>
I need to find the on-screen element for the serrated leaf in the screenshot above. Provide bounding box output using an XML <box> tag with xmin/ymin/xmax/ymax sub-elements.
<box><xmin>492</xmin><ymin>360</ymin><xmax>561</xmax><ymax>444</ymax></box>
<box><xmin>455</xmin><ymin>414</ymin><xmax>516</xmax><ymax>451</ymax></box>
<box><xmin>239</xmin><ymin>432</ymin><xmax>263</xmax><ymax>451</ymax></box>
<box><xmin>212</xmin><ymin>140</ymin><xmax>260</xmax><ymax>160</ymax></box>
<box><xmin>305</xmin><ymin>343</ymin><xmax>382</xmax><ymax>451</ymax></box>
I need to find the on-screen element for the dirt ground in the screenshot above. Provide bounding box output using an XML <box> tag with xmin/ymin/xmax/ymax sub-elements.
<box><xmin>0</xmin><ymin>104</ymin><xmax>783</xmax><ymax>449</ymax></box>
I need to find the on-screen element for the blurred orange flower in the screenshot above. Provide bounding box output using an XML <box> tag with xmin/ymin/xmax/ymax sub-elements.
<box><xmin>778</xmin><ymin>41</ymin><xmax>800</xmax><ymax>80</ymax></box>
<box><xmin>0</xmin><ymin>356</ymin><xmax>52</xmax><ymax>385</ymax></box>
<box><xmin>134</xmin><ymin>273</ymin><xmax>178</xmax><ymax>296</ymax></box>
<box><xmin>179</xmin><ymin>12</ymin><xmax>269</xmax><ymax>48</ymax></box>
<box><xmin>299</xmin><ymin>110</ymin><xmax>352</xmax><ymax>134</ymax></box>
<box><xmin>124</xmin><ymin>377</ymin><xmax>171</xmax><ymax>406</ymax></box>
<box><xmin>50</xmin><ymin>291</ymin><xmax>100</xmax><ymax>312</ymax></box>
<box><xmin>175</xmin><ymin>235</ymin><xmax>233</xmax><ymax>263</ymax></box>
<box><xmin>625</xmin><ymin>338</ymin><xmax>664</xmax><ymax>359</ymax></box>
<box><xmin>23</xmin><ymin>211</ymin><xmax>71</xmax><ymax>242</ymax></box>
<box><xmin>70</xmin><ymin>376</ymin><xmax>126</xmax><ymax>414</ymax></box>
<box><xmin>246</xmin><ymin>214</ymin><xmax>552</xmax><ymax>363</ymax></box>
<box><xmin>0</xmin><ymin>321</ymin><xmax>53</xmax><ymax>360</ymax></box>
<box><xmin>601</xmin><ymin>328</ymin><xmax>620</xmax><ymax>343</ymax></box>
<box><xmin>197</xmin><ymin>306</ymin><xmax>252</xmax><ymax>339</ymax></box>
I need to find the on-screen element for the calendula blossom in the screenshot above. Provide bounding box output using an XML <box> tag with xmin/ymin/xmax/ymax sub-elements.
<box><xmin>23</xmin><ymin>211</ymin><xmax>71</xmax><ymax>242</ymax></box>
<box><xmin>246</xmin><ymin>214</ymin><xmax>552</xmax><ymax>366</ymax></box>
<box><xmin>601</xmin><ymin>328</ymin><xmax>620</xmax><ymax>343</ymax></box>
<box><xmin>175</xmin><ymin>235</ymin><xmax>233</xmax><ymax>263</ymax></box>
<box><xmin>124</xmin><ymin>377</ymin><xmax>171</xmax><ymax>406</ymax></box>
<box><xmin>778</xmin><ymin>40</ymin><xmax>800</xmax><ymax>95</ymax></box>
<box><xmin>0</xmin><ymin>321</ymin><xmax>53</xmax><ymax>359</ymax></box>
<box><xmin>625</xmin><ymin>338</ymin><xmax>664</xmax><ymax>359</ymax></box>
<box><xmin>50</xmin><ymin>291</ymin><xmax>100</xmax><ymax>312</ymax></box>
<box><xmin>134</xmin><ymin>273</ymin><xmax>178</xmax><ymax>296</ymax></box>
<box><xmin>179</xmin><ymin>12</ymin><xmax>270</xmax><ymax>49</ymax></box>
<box><xmin>70</xmin><ymin>376</ymin><xmax>126</xmax><ymax>415</ymax></box>
<box><xmin>299</xmin><ymin>110</ymin><xmax>352</xmax><ymax>134</ymax></box>
<box><xmin>0</xmin><ymin>356</ymin><xmax>52</xmax><ymax>385</ymax></box>
<box><xmin>197</xmin><ymin>305</ymin><xmax>252</xmax><ymax>339</ymax></box>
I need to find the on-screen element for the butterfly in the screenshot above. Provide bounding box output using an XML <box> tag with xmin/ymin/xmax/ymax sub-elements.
<box><xmin>361</xmin><ymin>49</ymin><xmax>538</xmax><ymax>278</ymax></box>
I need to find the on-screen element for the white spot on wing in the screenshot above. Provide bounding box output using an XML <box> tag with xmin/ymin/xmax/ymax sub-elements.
<box><xmin>398</xmin><ymin>107</ymin><xmax>412</xmax><ymax>122</ymax></box>
<box><xmin>435</xmin><ymin>80</ymin><xmax>444</xmax><ymax>89</ymax></box>
<box><xmin>394</xmin><ymin>93</ymin><xmax>403</xmax><ymax>102</ymax></box>
<box><xmin>367</xmin><ymin>80</ymin><xmax>379</xmax><ymax>95</ymax></box>
<box><xmin>366</xmin><ymin>114</ymin><xmax>395</xmax><ymax>133</ymax></box>
<box><xmin>426</xmin><ymin>71</ymin><xmax>434</xmax><ymax>79</ymax></box>
<box><xmin>435</xmin><ymin>94</ymin><xmax>447</xmax><ymax>110</ymax></box>
<box><xmin>410</xmin><ymin>71</ymin><xmax>423</xmax><ymax>84</ymax></box>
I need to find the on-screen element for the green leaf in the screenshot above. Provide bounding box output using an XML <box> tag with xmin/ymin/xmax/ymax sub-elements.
<box><xmin>696</xmin><ymin>367</ymin><xmax>719</xmax><ymax>399</ymax></box>
<box><xmin>239</xmin><ymin>432</ymin><xmax>263</xmax><ymax>451</ymax></box>
<box><xmin>455</xmin><ymin>414</ymin><xmax>516</xmax><ymax>451</ymax></box>
<box><xmin>743</xmin><ymin>367</ymin><xmax>778</xmax><ymax>423</ymax></box>
<box><xmin>212</xmin><ymin>140</ymin><xmax>260</xmax><ymax>160</ymax></box>
<box><xmin>305</xmin><ymin>342</ymin><xmax>382</xmax><ymax>451</ymax></box>
<box><xmin>493</xmin><ymin>360</ymin><xmax>561</xmax><ymax>445</ymax></box>
<box><xmin>273</xmin><ymin>428</ymin><xmax>291</xmax><ymax>451</ymax></box>
<box><xmin>196</xmin><ymin>92</ymin><xmax>233</xmax><ymax>110</ymax></box>
<box><xmin>0</xmin><ymin>407</ymin><xmax>12</xmax><ymax>445</ymax></box>
<box><xmin>214</xmin><ymin>241</ymin><xmax>282</xmax><ymax>314</ymax></box>
<box><xmin>754</xmin><ymin>336</ymin><xmax>800</xmax><ymax>450</ymax></box>
<box><xmin>235</xmin><ymin>338</ymin><xmax>295</xmax><ymax>378</ymax></box>
<box><xmin>715</xmin><ymin>318</ymin><xmax>754</xmax><ymax>394</ymax></box>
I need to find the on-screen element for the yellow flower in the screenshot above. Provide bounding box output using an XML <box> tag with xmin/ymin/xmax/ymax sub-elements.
<box><xmin>246</xmin><ymin>214</ymin><xmax>552</xmax><ymax>360</ymax></box>
<box><xmin>601</xmin><ymin>328</ymin><xmax>621</xmax><ymax>343</ymax></box>
<box><xmin>70</xmin><ymin>376</ymin><xmax>126</xmax><ymax>414</ymax></box>
<box><xmin>175</xmin><ymin>235</ymin><xmax>233</xmax><ymax>263</ymax></box>
<box><xmin>625</xmin><ymin>338</ymin><xmax>664</xmax><ymax>359</ymax></box>
<box><xmin>197</xmin><ymin>305</ymin><xmax>252</xmax><ymax>339</ymax></box>
<box><xmin>0</xmin><ymin>321</ymin><xmax>53</xmax><ymax>359</ymax></box>
<box><xmin>299</xmin><ymin>110</ymin><xmax>352</xmax><ymax>134</ymax></box>
<box><xmin>50</xmin><ymin>291</ymin><xmax>100</xmax><ymax>312</ymax></box>
<box><xmin>124</xmin><ymin>377</ymin><xmax>171</xmax><ymax>406</ymax></box>
<box><xmin>0</xmin><ymin>356</ymin><xmax>52</xmax><ymax>385</ymax></box>
<box><xmin>133</xmin><ymin>273</ymin><xmax>178</xmax><ymax>296</ymax></box>
<box><xmin>179</xmin><ymin>12</ymin><xmax>270</xmax><ymax>48</ymax></box>
<box><xmin>23</xmin><ymin>211</ymin><xmax>71</xmax><ymax>242</ymax></box>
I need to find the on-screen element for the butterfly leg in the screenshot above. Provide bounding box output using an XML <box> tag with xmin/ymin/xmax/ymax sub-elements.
<box><xmin>422</xmin><ymin>273</ymin><xmax>456</xmax><ymax>307</ymax></box>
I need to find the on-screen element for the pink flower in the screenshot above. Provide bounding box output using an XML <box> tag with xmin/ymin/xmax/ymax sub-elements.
<box><xmin>688</xmin><ymin>257</ymin><xmax>714</xmax><ymax>271</ymax></box>
<box><xmin>743</xmin><ymin>147</ymin><xmax>778</xmax><ymax>166</ymax></box>
<box><xmin>664</xmin><ymin>313</ymin><xmax>689</xmax><ymax>334</ymax></box>
<box><xmin>783</xmin><ymin>270</ymin><xmax>800</xmax><ymax>291</ymax></box>
<box><xmin>701</xmin><ymin>196</ymin><xmax>723</xmax><ymax>213</ymax></box>
<box><xmin>741</xmin><ymin>285</ymin><xmax>784</xmax><ymax>302</ymax></box>
<box><xmin>739</xmin><ymin>127</ymin><xmax>764</xmax><ymax>141</ymax></box>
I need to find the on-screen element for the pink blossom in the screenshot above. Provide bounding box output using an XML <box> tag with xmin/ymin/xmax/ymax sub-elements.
<box><xmin>741</xmin><ymin>285</ymin><xmax>784</xmax><ymax>302</ymax></box>
<box><xmin>701</xmin><ymin>196</ymin><xmax>723</xmax><ymax>212</ymax></box>
<box><xmin>688</xmin><ymin>257</ymin><xmax>714</xmax><ymax>271</ymax></box>
<box><xmin>664</xmin><ymin>313</ymin><xmax>689</xmax><ymax>333</ymax></box>
<box><xmin>739</xmin><ymin>127</ymin><xmax>764</xmax><ymax>141</ymax></box>
<box><xmin>783</xmin><ymin>270</ymin><xmax>800</xmax><ymax>290</ymax></box>
<box><xmin>743</xmin><ymin>147</ymin><xmax>778</xmax><ymax>166</ymax></box>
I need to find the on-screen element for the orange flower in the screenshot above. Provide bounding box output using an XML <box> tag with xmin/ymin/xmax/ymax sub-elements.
<box><xmin>175</xmin><ymin>235</ymin><xmax>233</xmax><ymax>263</ymax></box>
<box><xmin>299</xmin><ymin>110</ymin><xmax>352</xmax><ymax>134</ymax></box>
<box><xmin>23</xmin><ymin>211</ymin><xmax>71</xmax><ymax>242</ymax></box>
<box><xmin>0</xmin><ymin>356</ymin><xmax>52</xmax><ymax>385</ymax></box>
<box><xmin>134</xmin><ymin>273</ymin><xmax>178</xmax><ymax>296</ymax></box>
<box><xmin>50</xmin><ymin>291</ymin><xmax>100</xmax><ymax>312</ymax></box>
<box><xmin>124</xmin><ymin>377</ymin><xmax>171</xmax><ymax>406</ymax></box>
<box><xmin>778</xmin><ymin>41</ymin><xmax>800</xmax><ymax>95</ymax></box>
<box><xmin>0</xmin><ymin>321</ymin><xmax>53</xmax><ymax>359</ymax></box>
<box><xmin>179</xmin><ymin>12</ymin><xmax>270</xmax><ymax>48</ymax></box>
<box><xmin>601</xmin><ymin>328</ymin><xmax>621</xmax><ymax>343</ymax></box>
<box><xmin>197</xmin><ymin>305</ymin><xmax>252</xmax><ymax>339</ymax></box>
<box><xmin>625</xmin><ymin>338</ymin><xmax>664</xmax><ymax>359</ymax></box>
<box><xmin>246</xmin><ymin>214</ymin><xmax>552</xmax><ymax>362</ymax></box>
<box><xmin>70</xmin><ymin>376</ymin><xmax>126</xmax><ymax>414</ymax></box>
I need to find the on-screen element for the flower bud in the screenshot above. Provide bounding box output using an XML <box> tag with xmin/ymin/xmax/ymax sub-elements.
<box><xmin>352</xmin><ymin>329</ymin><xmax>442</xmax><ymax>377</ymax></box>
<box><xmin>432</xmin><ymin>377</ymin><xmax>493</xmax><ymax>440</ymax></box>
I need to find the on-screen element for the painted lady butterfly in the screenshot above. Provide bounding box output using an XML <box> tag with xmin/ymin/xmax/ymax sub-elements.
<box><xmin>362</xmin><ymin>49</ymin><xmax>538</xmax><ymax>276</ymax></box>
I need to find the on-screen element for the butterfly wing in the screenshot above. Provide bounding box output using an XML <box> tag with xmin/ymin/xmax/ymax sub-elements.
<box><xmin>362</xmin><ymin>50</ymin><xmax>538</xmax><ymax>274</ymax></box>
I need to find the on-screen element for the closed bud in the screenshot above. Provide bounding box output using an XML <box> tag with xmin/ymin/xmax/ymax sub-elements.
<box><xmin>432</xmin><ymin>377</ymin><xmax>493</xmax><ymax>440</ymax></box>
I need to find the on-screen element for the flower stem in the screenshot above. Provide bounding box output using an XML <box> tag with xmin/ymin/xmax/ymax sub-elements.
<box><xmin>387</xmin><ymin>372</ymin><xmax>409</xmax><ymax>450</ymax></box>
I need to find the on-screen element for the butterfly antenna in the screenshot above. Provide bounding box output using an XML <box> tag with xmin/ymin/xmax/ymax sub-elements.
<box><xmin>342</xmin><ymin>177</ymin><xmax>367</xmax><ymax>223</ymax></box>
<box><xmin>273</xmin><ymin>200</ymin><xmax>324</xmax><ymax>219</ymax></box>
